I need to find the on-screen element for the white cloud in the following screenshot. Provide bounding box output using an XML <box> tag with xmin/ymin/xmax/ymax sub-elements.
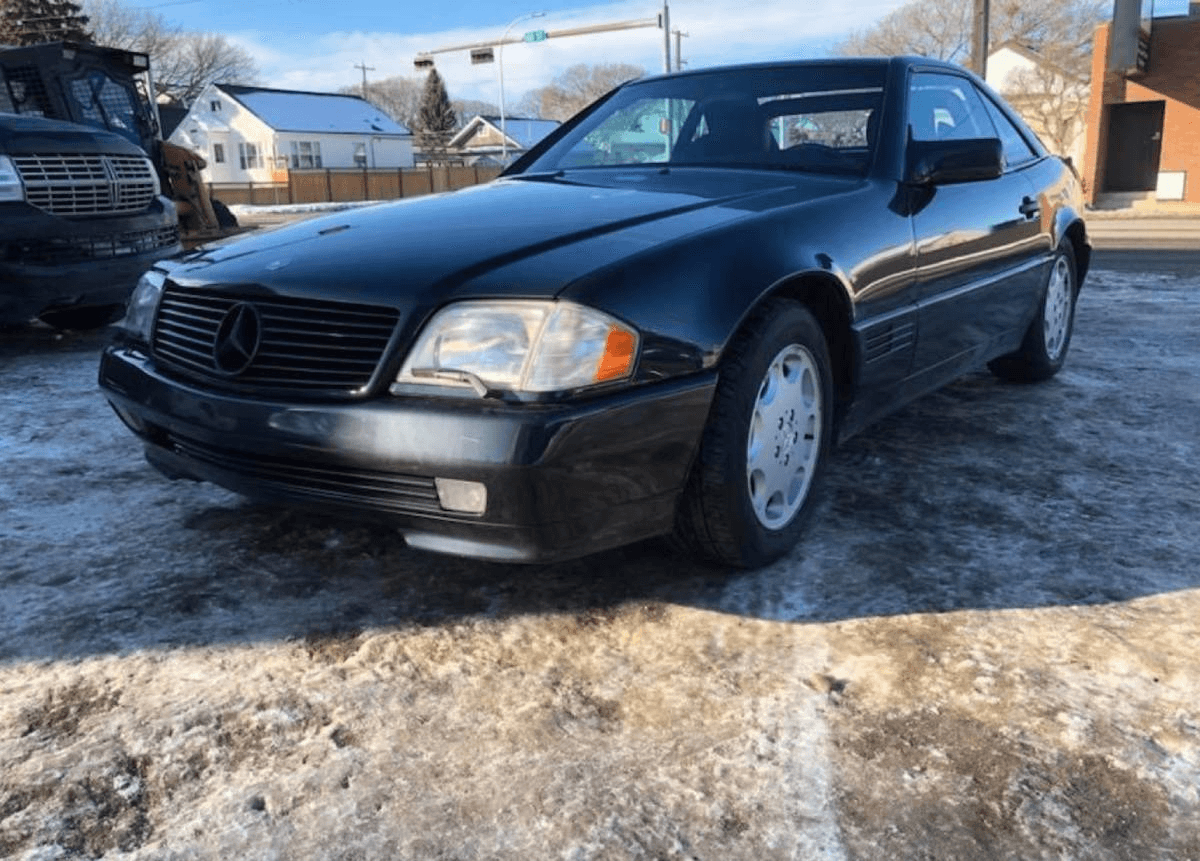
<box><xmin>229</xmin><ymin>0</ymin><xmax>910</xmax><ymax>105</ymax></box>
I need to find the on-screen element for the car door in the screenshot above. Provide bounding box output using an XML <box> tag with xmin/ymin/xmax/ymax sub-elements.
<box><xmin>906</xmin><ymin>71</ymin><xmax>1045</xmax><ymax>379</ymax></box>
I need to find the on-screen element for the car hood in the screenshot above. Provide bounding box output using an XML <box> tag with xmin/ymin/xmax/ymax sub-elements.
<box><xmin>169</xmin><ymin>170</ymin><xmax>857</xmax><ymax>308</ymax></box>
<box><xmin>0</xmin><ymin>113</ymin><xmax>149</xmax><ymax>156</ymax></box>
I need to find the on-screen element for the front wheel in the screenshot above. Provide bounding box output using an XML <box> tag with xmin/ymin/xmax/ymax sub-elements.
<box><xmin>989</xmin><ymin>240</ymin><xmax>1078</xmax><ymax>382</ymax></box>
<box><xmin>675</xmin><ymin>301</ymin><xmax>833</xmax><ymax>568</ymax></box>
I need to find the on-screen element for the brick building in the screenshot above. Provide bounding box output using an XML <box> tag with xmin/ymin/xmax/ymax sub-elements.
<box><xmin>1082</xmin><ymin>4</ymin><xmax>1200</xmax><ymax>207</ymax></box>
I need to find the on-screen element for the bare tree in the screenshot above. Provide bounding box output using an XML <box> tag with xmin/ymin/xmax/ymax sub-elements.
<box><xmin>150</xmin><ymin>33</ymin><xmax>258</xmax><ymax>105</ymax></box>
<box><xmin>82</xmin><ymin>0</ymin><xmax>171</xmax><ymax>53</ymax></box>
<box><xmin>837</xmin><ymin>0</ymin><xmax>1106</xmax><ymax>78</ymax></box>
<box><xmin>1003</xmin><ymin>58</ymin><xmax>1090</xmax><ymax>156</ymax></box>
<box><xmin>451</xmin><ymin>98</ymin><xmax>500</xmax><ymax>128</ymax></box>
<box><xmin>519</xmin><ymin>63</ymin><xmax>644</xmax><ymax>121</ymax></box>
<box><xmin>81</xmin><ymin>0</ymin><xmax>258</xmax><ymax>105</ymax></box>
<box><xmin>338</xmin><ymin>75</ymin><xmax>423</xmax><ymax>131</ymax></box>
<box><xmin>839</xmin><ymin>0</ymin><xmax>972</xmax><ymax>63</ymax></box>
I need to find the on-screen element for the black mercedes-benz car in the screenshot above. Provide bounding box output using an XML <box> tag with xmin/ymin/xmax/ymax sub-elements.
<box><xmin>99</xmin><ymin>57</ymin><xmax>1089</xmax><ymax>567</ymax></box>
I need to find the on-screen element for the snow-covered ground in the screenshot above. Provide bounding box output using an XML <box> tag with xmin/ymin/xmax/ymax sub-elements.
<box><xmin>1</xmin><ymin>267</ymin><xmax>1198</xmax><ymax>859</ymax></box>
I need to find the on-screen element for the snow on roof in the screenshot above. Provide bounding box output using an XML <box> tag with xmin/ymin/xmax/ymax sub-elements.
<box><xmin>455</xmin><ymin>115</ymin><xmax>560</xmax><ymax>150</ymax></box>
<box><xmin>216</xmin><ymin>85</ymin><xmax>411</xmax><ymax>135</ymax></box>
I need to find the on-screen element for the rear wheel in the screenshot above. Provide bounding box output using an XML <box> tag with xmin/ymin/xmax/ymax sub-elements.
<box><xmin>989</xmin><ymin>240</ymin><xmax>1078</xmax><ymax>382</ymax></box>
<box><xmin>675</xmin><ymin>301</ymin><xmax>833</xmax><ymax>568</ymax></box>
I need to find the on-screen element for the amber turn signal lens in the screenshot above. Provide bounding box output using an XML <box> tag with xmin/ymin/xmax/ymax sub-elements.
<box><xmin>595</xmin><ymin>326</ymin><xmax>637</xmax><ymax>382</ymax></box>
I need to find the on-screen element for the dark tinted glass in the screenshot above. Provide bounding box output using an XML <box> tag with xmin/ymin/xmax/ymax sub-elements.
<box><xmin>908</xmin><ymin>71</ymin><xmax>997</xmax><ymax>142</ymax></box>
<box><xmin>978</xmin><ymin>91</ymin><xmax>1038</xmax><ymax>167</ymax></box>
<box><xmin>525</xmin><ymin>64</ymin><xmax>888</xmax><ymax>177</ymax></box>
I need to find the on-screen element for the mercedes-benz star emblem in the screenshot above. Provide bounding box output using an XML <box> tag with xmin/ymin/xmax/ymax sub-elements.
<box><xmin>212</xmin><ymin>302</ymin><xmax>262</xmax><ymax>376</ymax></box>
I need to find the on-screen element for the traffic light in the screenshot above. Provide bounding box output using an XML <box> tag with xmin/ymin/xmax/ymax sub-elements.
<box><xmin>413</xmin><ymin>54</ymin><xmax>434</xmax><ymax>70</ymax></box>
<box><xmin>470</xmin><ymin>47</ymin><xmax>495</xmax><ymax>64</ymax></box>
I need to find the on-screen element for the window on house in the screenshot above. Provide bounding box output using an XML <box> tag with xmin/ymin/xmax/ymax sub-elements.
<box><xmin>238</xmin><ymin>142</ymin><xmax>262</xmax><ymax>170</ymax></box>
<box><xmin>289</xmin><ymin>140</ymin><xmax>323</xmax><ymax>169</ymax></box>
<box><xmin>353</xmin><ymin>142</ymin><xmax>367</xmax><ymax>168</ymax></box>
<box><xmin>210</xmin><ymin>100</ymin><xmax>221</xmax><ymax>112</ymax></box>
<box><xmin>212</xmin><ymin>143</ymin><xmax>225</xmax><ymax>163</ymax></box>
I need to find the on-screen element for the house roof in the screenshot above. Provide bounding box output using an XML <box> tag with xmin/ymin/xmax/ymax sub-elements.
<box><xmin>987</xmin><ymin>41</ymin><xmax>1076</xmax><ymax>81</ymax></box>
<box><xmin>449</xmin><ymin>115</ymin><xmax>559</xmax><ymax>151</ymax></box>
<box><xmin>215</xmin><ymin>84</ymin><xmax>411</xmax><ymax>135</ymax></box>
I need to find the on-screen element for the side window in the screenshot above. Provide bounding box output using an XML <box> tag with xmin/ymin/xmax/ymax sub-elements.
<box><xmin>212</xmin><ymin>143</ymin><xmax>225</xmax><ymax>164</ymax></box>
<box><xmin>978</xmin><ymin>92</ymin><xmax>1037</xmax><ymax>168</ymax></box>
<box><xmin>908</xmin><ymin>72</ymin><xmax>997</xmax><ymax>143</ymax></box>
<box><xmin>0</xmin><ymin>71</ymin><xmax>13</xmax><ymax>113</ymax></box>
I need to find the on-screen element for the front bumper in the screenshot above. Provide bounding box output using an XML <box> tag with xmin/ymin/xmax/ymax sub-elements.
<box><xmin>99</xmin><ymin>345</ymin><xmax>717</xmax><ymax>563</ymax></box>
<box><xmin>0</xmin><ymin>198</ymin><xmax>181</xmax><ymax>324</ymax></box>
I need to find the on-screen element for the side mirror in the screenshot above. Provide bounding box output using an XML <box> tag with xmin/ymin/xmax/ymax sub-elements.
<box><xmin>907</xmin><ymin>137</ymin><xmax>1003</xmax><ymax>185</ymax></box>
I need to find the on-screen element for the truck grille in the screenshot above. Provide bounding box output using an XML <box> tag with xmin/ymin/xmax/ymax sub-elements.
<box><xmin>12</xmin><ymin>154</ymin><xmax>158</xmax><ymax>216</ymax></box>
<box><xmin>165</xmin><ymin>432</ymin><xmax>443</xmax><ymax>515</ymax></box>
<box><xmin>2</xmin><ymin>225</ymin><xmax>179</xmax><ymax>265</ymax></box>
<box><xmin>152</xmin><ymin>285</ymin><xmax>401</xmax><ymax>396</ymax></box>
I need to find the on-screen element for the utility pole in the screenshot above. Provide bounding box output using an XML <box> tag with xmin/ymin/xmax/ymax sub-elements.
<box><xmin>672</xmin><ymin>29</ymin><xmax>688</xmax><ymax>71</ymax></box>
<box><xmin>498</xmin><ymin>11</ymin><xmax>546</xmax><ymax>166</ymax></box>
<box><xmin>971</xmin><ymin>0</ymin><xmax>990</xmax><ymax>79</ymax></box>
<box><xmin>353</xmin><ymin>61</ymin><xmax>375</xmax><ymax>99</ymax></box>
<box><xmin>660</xmin><ymin>1</ymin><xmax>671</xmax><ymax>74</ymax></box>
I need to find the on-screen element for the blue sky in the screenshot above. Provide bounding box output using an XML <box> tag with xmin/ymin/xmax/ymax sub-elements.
<box><xmin>127</xmin><ymin>0</ymin><xmax>915</xmax><ymax>102</ymax></box>
<box><xmin>130</xmin><ymin>0</ymin><xmax>1192</xmax><ymax>105</ymax></box>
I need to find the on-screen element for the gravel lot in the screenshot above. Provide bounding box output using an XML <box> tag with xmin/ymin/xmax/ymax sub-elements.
<box><xmin>2</xmin><ymin>263</ymin><xmax>1198</xmax><ymax>860</ymax></box>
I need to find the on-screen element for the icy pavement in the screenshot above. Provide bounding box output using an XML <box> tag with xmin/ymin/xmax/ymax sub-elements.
<box><xmin>1</xmin><ymin>267</ymin><xmax>1198</xmax><ymax>859</ymax></box>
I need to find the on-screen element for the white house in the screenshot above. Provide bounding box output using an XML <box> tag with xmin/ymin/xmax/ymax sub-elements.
<box><xmin>169</xmin><ymin>84</ymin><xmax>414</xmax><ymax>184</ymax></box>
<box><xmin>986</xmin><ymin>42</ymin><xmax>1089</xmax><ymax>165</ymax></box>
<box><xmin>446</xmin><ymin>115</ymin><xmax>560</xmax><ymax>166</ymax></box>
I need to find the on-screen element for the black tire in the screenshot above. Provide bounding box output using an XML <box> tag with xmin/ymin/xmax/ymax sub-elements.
<box><xmin>37</xmin><ymin>304</ymin><xmax>122</xmax><ymax>331</ymax></box>
<box><xmin>988</xmin><ymin>239</ymin><xmax>1078</xmax><ymax>382</ymax></box>
<box><xmin>211</xmin><ymin>198</ymin><xmax>238</xmax><ymax>229</ymax></box>
<box><xmin>675</xmin><ymin>300</ymin><xmax>834</xmax><ymax>568</ymax></box>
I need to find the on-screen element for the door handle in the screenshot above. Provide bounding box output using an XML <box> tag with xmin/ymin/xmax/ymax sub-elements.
<box><xmin>1019</xmin><ymin>196</ymin><xmax>1041</xmax><ymax>220</ymax></box>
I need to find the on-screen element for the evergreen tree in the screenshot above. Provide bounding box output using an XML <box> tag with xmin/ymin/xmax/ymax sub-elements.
<box><xmin>0</xmin><ymin>0</ymin><xmax>92</xmax><ymax>45</ymax></box>
<box><xmin>415</xmin><ymin>68</ymin><xmax>458</xmax><ymax>165</ymax></box>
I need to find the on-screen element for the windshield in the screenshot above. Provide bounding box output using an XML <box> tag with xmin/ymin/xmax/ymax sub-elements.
<box><xmin>523</xmin><ymin>64</ymin><xmax>887</xmax><ymax>177</ymax></box>
<box><xmin>66</xmin><ymin>69</ymin><xmax>146</xmax><ymax>147</ymax></box>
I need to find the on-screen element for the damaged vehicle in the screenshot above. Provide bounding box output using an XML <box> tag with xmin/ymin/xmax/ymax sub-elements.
<box><xmin>99</xmin><ymin>57</ymin><xmax>1088</xmax><ymax>567</ymax></box>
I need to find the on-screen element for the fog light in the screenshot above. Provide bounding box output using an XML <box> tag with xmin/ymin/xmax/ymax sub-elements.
<box><xmin>435</xmin><ymin>478</ymin><xmax>487</xmax><ymax>514</ymax></box>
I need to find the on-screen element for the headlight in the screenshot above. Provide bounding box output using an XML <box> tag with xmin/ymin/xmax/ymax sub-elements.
<box><xmin>0</xmin><ymin>155</ymin><xmax>25</xmax><ymax>202</ymax></box>
<box><xmin>395</xmin><ymin>300</ymin><xmax>638</xmax><ymax>395</ymax></box>
<box><xmin>144</xmin><ymin>157</ymin><xmax>162</xmax><ymax>196</ymax></box>
<box><xmin>118</xmin><ymin>268</ymin><xmax>167</xmax><ymax>342</ymax></box>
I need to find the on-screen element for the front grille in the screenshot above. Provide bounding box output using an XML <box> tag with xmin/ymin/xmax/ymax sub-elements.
<box><xmin>152</xmin><ymin>285</ymin><xmax>401</xmax><ymax>396</ymax></box>
<box><xmin>2</xmin><ymin>225</ymin><xmax>179</xmax><ymax>265</ymax></box>
<box><xmin>13</xmin><ymin>154</ymin><xmax>158</xmax><ymax>216</ymax></box>
<box><xmin>166</xmin><ymin>432</ymin><xmax>443</xmax><ymax>515</ymax></box>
